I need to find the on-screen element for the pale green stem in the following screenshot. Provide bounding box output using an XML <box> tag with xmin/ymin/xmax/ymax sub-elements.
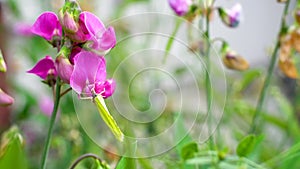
<box><xmin>249</xmin><ymin>0</ymin><xmax>291</xmax><ymax>133</ymax></box>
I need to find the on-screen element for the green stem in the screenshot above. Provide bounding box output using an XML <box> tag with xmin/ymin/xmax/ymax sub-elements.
<box><xmin>69</xmin><ymin>153</ymin><xmax>107</xmax><ymax>169</ymax></box>
<box><xmin>40</xmin><ymin>78</ymin><xmax>61</xmax><ymax>169</ymax></box>
<box><xmin>204</xmin><ymin>6</ymin><xmax>214</xmax><ymax>150</ymax></box>
<box><xmin>249</xmin><ymin>0</ymin><xmax>290</xmax><ymax>134</ymax></box>
<box><xmin>163</xmin><ymin>18</ymin><xmax>183</xmax><ymax>64</ymax></box>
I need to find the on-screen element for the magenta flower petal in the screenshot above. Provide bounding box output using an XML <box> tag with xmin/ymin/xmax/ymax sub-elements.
<box><xmin>70</xmin><ymin>46</ymin><xmax>82</xmax><ymax>64</ymax></box>
<box><xmin>31</xmin><ymin>12</ymin><xmax>62</xmax><ymax>41</ymax></box>
<box><xmin>0</xmin><ymin>89</ymin><xmax>14</xmax><ymax>107</ymax></box>
<box><xmin>78</xmin><ymin>11</ymin><xmax>116</xmax><ymax>52</ymax></box>
<box><xmin>101</xmin><ymin>79</ymin><xmax>116</xmax><ymax>98</ymax></box>
<box><xmin>97</xmin><ymin>27</ymin><xmax>116</xmax><ymax>50</ymax></box>
<box><xmin>70</xmin><ymin>51</ymin><xmax>106</xmax><ymax>95</ymax></box>
<box><xmin>79</xmin><ymin>11</ymin><xmax>105</xmax><ymax>38</ymax></box>
<box><xmin>27</xmin><ymin>56</ymin><xmax>57</xmax><ymax>80</ymax></box>
<box><xmin>168</xmin><ymin>0</ymin><xmax>191</xmax><ymax>16</ymax></box>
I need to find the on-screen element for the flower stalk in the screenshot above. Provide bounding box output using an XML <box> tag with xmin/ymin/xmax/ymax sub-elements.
<box><xmin>69</xmin><ymin>153</ymin><xmax>109</xmax><ymax>169</ymax></box>
<box><xmin>249</xmin><ymin>0</ymin><xmax>291</xmax><ymax>133</ymax></box>
<box><xmin>40</xmin><ymin>78</ymin><xmax>62</xmax><ymax>169</ymax></box>
<box><xmin>204</xmin><ymin>5</ymin><xmax>215</xmax><ymax>151</ymax></box>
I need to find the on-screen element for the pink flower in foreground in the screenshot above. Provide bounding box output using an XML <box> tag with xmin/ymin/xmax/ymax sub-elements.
<box><xmin>218</xmin><ymin>3</ymin><xmax>242</xmax><ymax>28</ymax></box>
<box><xmin>31</xmin><ymin>12</ymin><xmax>62</xmax><ymax>41</ymax></box>
<box><xmin>69</xmin><ymin>12</ymin><xmax>116</xmax><ymax>53</ymax></box>
<box><xmin>70</xmin><ymin>51</ymin><xmax>115</xmax><ymax>98</ymax></box>
<box><xmin>168</xmin><ymin>0</ymin><xmax>192</xmax><ymax>16</ymax></box>
<box><xmin>27</xmin><ymin>56</ymin><xmax>57</xmax><ymax>80</ymax></box>
<box><xmin>0</xmin><ymin>89</ymin><xmax>14</xmax><ymax>107</ymax></box>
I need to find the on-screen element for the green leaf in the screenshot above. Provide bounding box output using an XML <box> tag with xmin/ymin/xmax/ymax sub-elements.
<box><xmin>115</xmin><ymin>157</ymin><xmax>136</xmax><ymax>169</ymax></box>
<box><xmin>174</xmin><ymin>112</ymin><xmax>192</xmax><ymax>154</ymax></box>
<box><xmin>236</xmin><ymin>135</ymin><xmax>257</xmax><ymax>157</ymax></box>
<box><xmin>7</xmin><ymin>0</ymin><xmax>21</xmax><ymax>18</ymax></box>
<box><xmin>0</xmin><ymin>126</ymin><xmax>27</xmax><ymax>169</ymax></box>
<box><xmin>94</xmin><ymin>95</ymin><xmax>124</xmax><ymax>142</ymax></box>
<box><xmin>137</xmin><ymin>158</ymin><xmax>153</xmax><ymax>169</ymax></box>
<box><xmin>239</xmin><ymin>70</ymin><xmax>261</xmax><ymax>91</ymax></box>
<box><xmin>180</xmin><ymin>142</ymin><xmax>198</xmax><ymax>161</ymax></box>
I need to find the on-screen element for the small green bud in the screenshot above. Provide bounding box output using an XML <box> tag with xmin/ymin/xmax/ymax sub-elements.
<box><xmin>0</xmin><ymin>50</ymin><xmax>7</xmax><ymax>72</ymax></box>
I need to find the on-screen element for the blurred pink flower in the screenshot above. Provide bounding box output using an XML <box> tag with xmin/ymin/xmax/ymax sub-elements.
<box><xmin>218</xmin><ymin>3</ymin><xmax>242</xmax><ymax>28</ymax></box>
<box><xmin>31</xmin><ymin>12</ymin><xmax>62</xmax><ymax>41</ymax></box>
<box><xmin>14</xmin><ymin>23</ymin><xmax>34</xmax><ymax>37</ymax></box>
<box><xmin>39</xmin><ymin>96</ymin><xmax>54</xmax><ymax>117</ymax></box>
<box><xmin>70</xmin><ymin>51</ymin><xmax>115</xmax><ymax>98</ymax></box>
<box><xmin>168</xmin><ymin>0</ymin><xmax>192</xmax><ymax>16</ymax></box>
<box><xmin>27</xmin><ymin>56</ymin><xmax>57</xmax><ymax>80</ymax></box>
<box><xmin>39</xmin><ymin>96</ymin><xmax>61</xmax><ymax>117</ymax></box>
<box><xmin>0</xmin><ymin>89</ymin><xmax>14</xmax><ymax>107</ymax></box>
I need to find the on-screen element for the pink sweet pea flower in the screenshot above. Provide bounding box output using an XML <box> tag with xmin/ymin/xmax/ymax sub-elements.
<box><xmin>218</xmin><ymin>3</ymin><xmax>242</xmax><ymax>28</ymax></box>
<box><xmin>31</xmin><ymin>12</ymin><xmax>62</xmax><ymax>42</ymax></box>
<box><xmin>72</xmin><ymin>12</ymin><xmax>116</xmax><ymax>53</ymax></box>
<box><xmin>0</xmin><ymin>89</ymin><xmax>14</xmax><ymax>106</ymax></box>
<box><xmin>70</xmin><ymin>51</ymin><xmax>115</xmax><ymax>99</ymax></box>
<box><xmin>27</xmin><ymin>56</ymin><xmax>57</xmax><ymax>80</ymax></box>
<box><xmin>168</xmin><ymin>0</ymin><xmax>192</xmax><ymax>16</ymax></box>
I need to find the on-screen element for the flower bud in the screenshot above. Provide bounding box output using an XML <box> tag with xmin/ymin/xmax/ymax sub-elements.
<box><xmin>60</xmin><ymin>11</ymin><xmax>78</xmax><ymax>33</ymax></box>
<box><xmin>0</xmin><ymin>89</ymin><xmax>14</xmax><ymax>107</ymax></box>
<box><xmin>221</xmin><ymin>43</ymin><xmax>249</xmax><ymax>71</ymax></box>
<box><xmin>0</xmin><ymin>50</ymin><xmax>7</xmax><ymax>72</ymax></box>
<box><xmin>55</xmin><ymin>46</ymin><xmax>73</xmax><ymax>84</ymax></box>
<box><xmin>59</xmin><ymin>0</ymin><xmax>86</xmax><ymax>42</ymax></box>
<box><xmin>223</xmin><ymin>51</ymin><xmax>249</xmax><ymax>71</ymax></box>
<box><xmin>218</xmin><ymin>3</ymin><xmax>242</xmax><ymax>28</ymax></box>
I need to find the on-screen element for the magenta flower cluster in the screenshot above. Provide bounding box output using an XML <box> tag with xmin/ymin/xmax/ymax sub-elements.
<box><xmin>28</xmin><ymin>9</ymin><xmax>116</xmax><ymax>98</ymax></box>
